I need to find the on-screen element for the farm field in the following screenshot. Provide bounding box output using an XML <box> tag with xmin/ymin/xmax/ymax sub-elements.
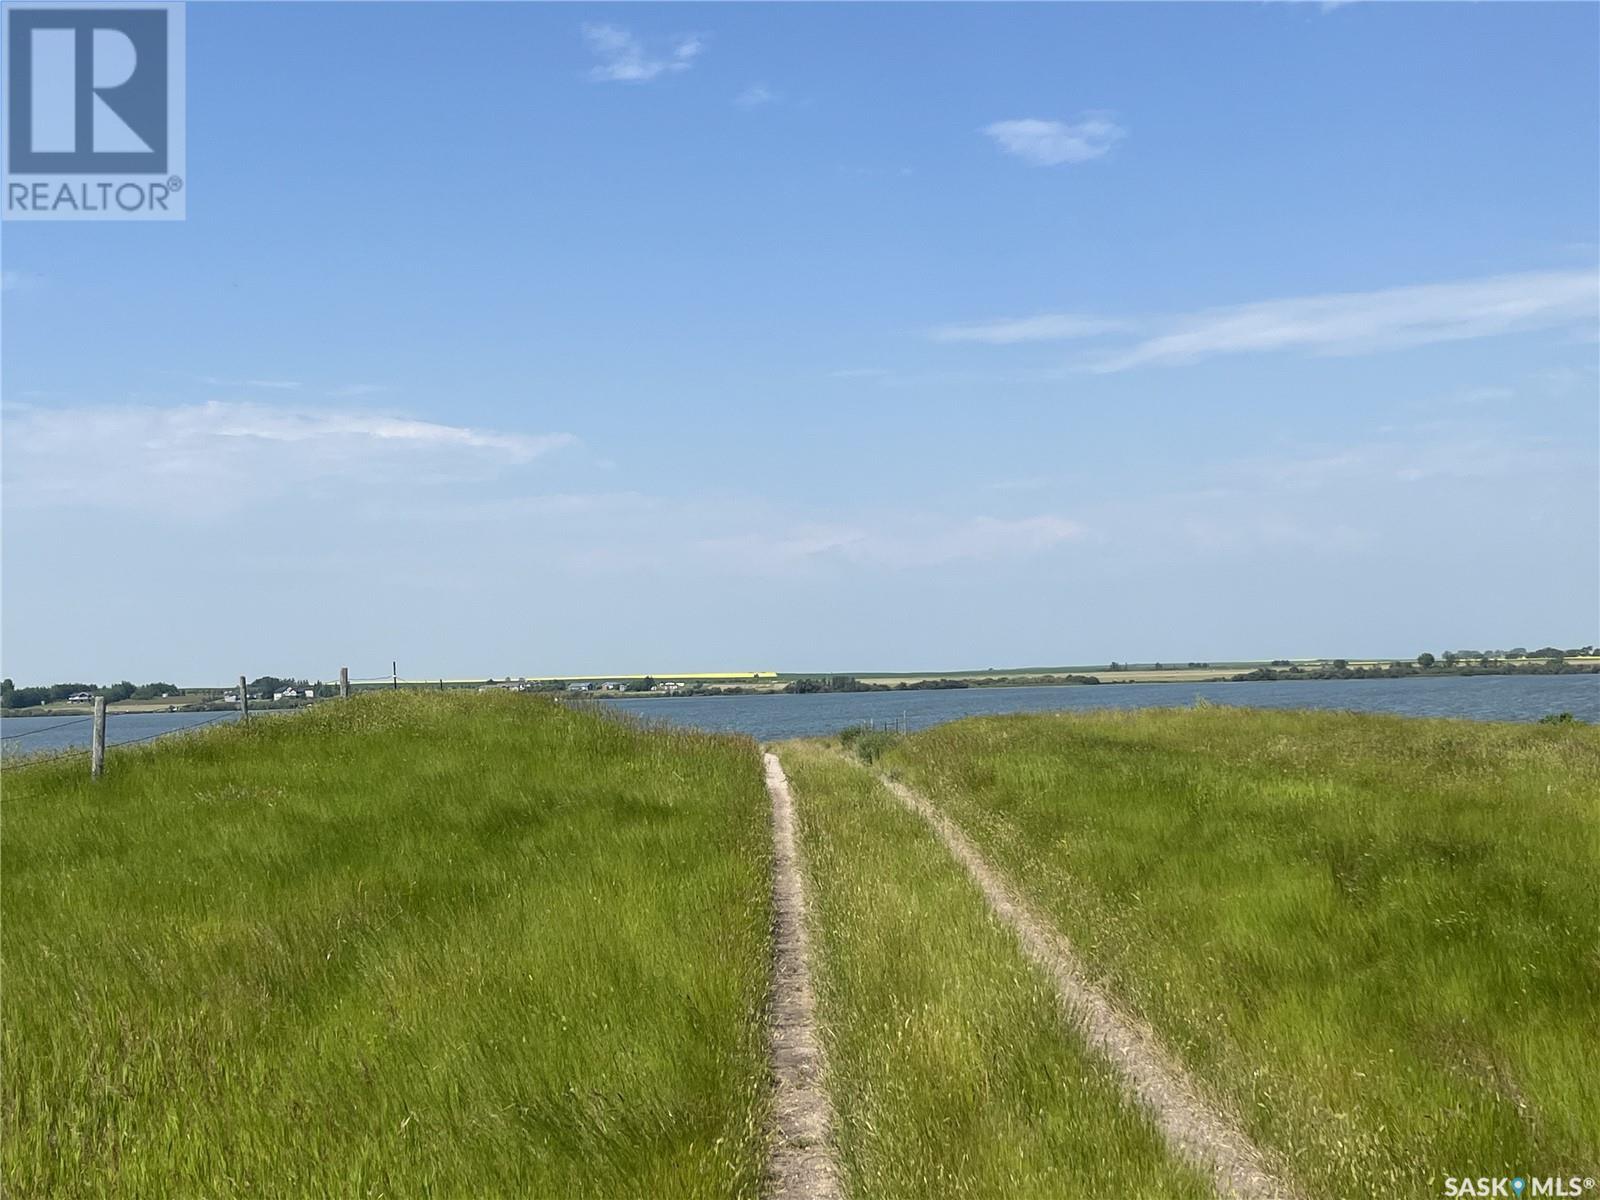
<box><xmin>875</xmin><ymin>707</ymin><xmax>1600</xmax><ymax>1197</ymax></box>
<box><xmin>2</xmin><ymin>692</ymin><xmax>773</xmax><ymax>1199</ymax></box>
<box><xmin>774</xmin><ymin>740</ymin><xmax>1211</xmax><ymax>1199</ymax></box>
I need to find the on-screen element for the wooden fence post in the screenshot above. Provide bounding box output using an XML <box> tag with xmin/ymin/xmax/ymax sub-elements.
<box><xmin>90</xmin><ymin>696</ymin><xmax>106</xmax><ymax>779</ymax></box>
<box><xmin>339</xmin><ymin>667</ymin><xmax>350</xmax><ymax>699</ymax></box>
<box><xmin>238</xmin><ymin>675</ymin><xmax>250</xmax><ymax>721</ymax></box>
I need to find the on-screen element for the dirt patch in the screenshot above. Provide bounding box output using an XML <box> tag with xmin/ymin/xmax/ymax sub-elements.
<box><xmin>879</xmin><ymin>771</ymin><xmax>1295</xmax><ymax>1200</ymax></box>
<box><xmin>762</xmin><ymin>752</ymin><xmax>845</xmax><ymax>1200</ymax></box>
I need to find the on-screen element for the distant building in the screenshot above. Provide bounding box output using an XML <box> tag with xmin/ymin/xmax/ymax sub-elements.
<box><xmin>67</xmin><ymin>691</ymin><xmax>92</xmax><ymax>703</ymax></box>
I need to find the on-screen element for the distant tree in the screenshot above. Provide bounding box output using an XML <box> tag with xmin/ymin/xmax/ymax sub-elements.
<box><xmin>1442</xmin><ymin>652</ymin><xmax>1460</xmax><ymax>666</ymax></box>
<box><xmin>1332</xmin><ymin>659</ymin><xmax>1349</xmax><ymax>670</ymax></box>
<box><xmin>624</xmin><ymin>676</ymin><xmax>656</xmax><ymax>693</ymax></box>
<box><xmin>1</xmin><ymin>679</ymin><xmax>11</xmax><ymax>708</ymax></box>
<box><xmin>1416</xmin><ymin>653</ymin><xmax>1436</xmax><ymax>669</ymax></box>
<box><xmin>1107</xmin><ymin>662</ymin><xmax>1123</xmax><ymax>672</ymax></box>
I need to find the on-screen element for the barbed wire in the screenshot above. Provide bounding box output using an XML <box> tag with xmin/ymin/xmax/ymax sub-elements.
<box><xmin>0</xmin><ymin>710</ymin><xmax>241</xmax><ymax>771</ymax></box>
<box><xmin>1</xmin><ymin>717</ymin><xmax>93</xmax><ymax>741</ymax></box>
<box><xmin>107</xmin><ymin>710</ymin><xmax>238</xmax><ymax>749</ymax></box>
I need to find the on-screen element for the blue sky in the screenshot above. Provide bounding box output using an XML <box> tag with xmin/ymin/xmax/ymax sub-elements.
<box><xmin>3</xmin><ymin>2</ymin><xmax>1597</xmax><ymax>683</ymax></box>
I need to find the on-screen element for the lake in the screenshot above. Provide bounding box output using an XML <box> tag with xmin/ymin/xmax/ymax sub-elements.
<box><xmin>1</xmin><ymin>709</ymin><xmax>250</xmax><ymax>760</ymax></box>
<box><xmin>3</xmin><ymin>674</ymin><xmax>1593</xmax><ymax>757</ymax></box>
<box><xmin>604</xmin><ymin>673</ymin><xmax>1599</xmax><ymax>740</ymax></box>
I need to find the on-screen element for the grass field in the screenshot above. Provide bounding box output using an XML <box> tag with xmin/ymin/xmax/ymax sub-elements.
<box><xmin>881</xmin><ymin>706</ymin><xmax>1600</xmax><ymax>1197</ymax></box>
<box><xmin>775</xmin><ymin>740</ymin><xmax>1210</xmax><ymax>1199</ymax></box>
<box><xmin>2</xmin><ymin>692</ymin><xmax>773</xmax><ymax>1199</ymax></box>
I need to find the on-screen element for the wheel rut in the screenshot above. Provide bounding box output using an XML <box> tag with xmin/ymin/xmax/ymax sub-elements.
<box><xmin>877</xmin><ymin>770</ymin><xmax>1296</xmax><ymax>1200</ymax></box>
<box><xmin>762</xmin><ymin>751</ymin><xmax>845</xmax><ymax>1200</ymax></box>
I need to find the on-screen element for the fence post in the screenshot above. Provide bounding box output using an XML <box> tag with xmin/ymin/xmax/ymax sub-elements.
<box><xmin>339</xmin><ymin>667</ymin><xmax>350</xmax><ymax>699</ymax></box>
<box><xmin>238</xmin><ymin>675</ymin><xmax>250</xmax><ymax>721</ymax></box>
<box><xmin>90</xmin><ymin>696</ymin><xmax>106</xmax><ymax>779</ymax></box>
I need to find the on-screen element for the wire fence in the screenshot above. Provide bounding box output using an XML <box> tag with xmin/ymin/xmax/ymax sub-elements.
<box><xmin>1</xmin><ymin>716</ymin><xmax>93</xmax><ymax>742</ymax></box>
<box><xmin>0</xmin><ymin>709</ymin><xmax>243</xmax><ymax>773</ymax></box>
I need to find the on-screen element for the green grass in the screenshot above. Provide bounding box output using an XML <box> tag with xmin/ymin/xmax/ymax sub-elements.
<box><xmin>883</xmin><ymin>705</ymin><xmax>1600</xmax><ymax>1198</ymax></box>
<box><xmin>775</xmin><ymin>740</ymin><xmax>1210</xmax><ymax>1200</ymax></box>
<box><xmin>2</xmin><ymin>692</ymin><xmax>772</xmax><ymax>1199</ymax></box>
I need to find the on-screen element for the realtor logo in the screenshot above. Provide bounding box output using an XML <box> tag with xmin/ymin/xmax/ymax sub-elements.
<box><xmin>4</xmin><ymin>2</ymin><xmax>185</xmax><ymax>219</ymax></box>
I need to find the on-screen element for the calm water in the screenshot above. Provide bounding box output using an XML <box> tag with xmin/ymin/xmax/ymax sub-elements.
<box><xmin>3</xmin><ymin>674</ymin><xmax>1593</xmax><ymax>757</ymax></box>
<box><xmin>603</xmin><ymin>673</ymin><xmax>1599</xmax><ymax>741</ymax></box>
<box><xmin>1</xmin><ymin>709</ymin><xmax>250</xmax><ymax>759</ymax></box>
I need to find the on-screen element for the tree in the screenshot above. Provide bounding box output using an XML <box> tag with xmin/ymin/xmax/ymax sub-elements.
<box><xmin>1332</xmin><ymin>659</ymin><xmax>1349</xmax><ymax>670</ymax></box>
<box><xmin>625</xmin><ymin>676</ymin><xmax>656</xmax><ymax>692</ymax></box>
<box><xmin>1416</xmin><ymin>652</ymin><xmax>1436</xmax><ymax>669</ymax></box>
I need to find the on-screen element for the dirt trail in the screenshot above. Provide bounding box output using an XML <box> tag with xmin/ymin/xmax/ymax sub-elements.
<box><xmin>762</xmin><ymin>752</ymin><xmax>845</xmax><ymax>1200</ymax></box>
<box><xmin>878</xmin><ymin>771</ymin><xmax>1295</xmax><ymax>1200</ymax></box>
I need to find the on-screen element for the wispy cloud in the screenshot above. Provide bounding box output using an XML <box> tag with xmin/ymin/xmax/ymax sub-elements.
<box><xmin>735</xmin><ymin>83</ymin><xmax>775</xmax><ymax>108</ymax></box>
<box><xmin>930</xmin><ymin>313</ymin><xmax>1130</xmax><ymax>344</ymax></box>
<box><xmin>198</xmin><ymin>375</ymin><xmax>304</xmax><ymax>391</ymax></box>
<box><xmin>937</xmin><ymin>269</ymin><xmax>1599</xmax><ymax>371</ymax></box>
<box><xmin>327</xmin><ymin>383</ymin><xmax>388</xmax><ymax>399</ymax></box>
<box><xmin>582</xmin><ymin>23</ymin><xmax>703</xmax><ymax>83</ymax></box>
<box><xmin>2</xmin><ymin>269</ymin><xmax>38</xmax><ymax>292</ymax></box>
<box><xmin>982</xmin><ymin>114</ymin><xmax>1125</xmax><ymax>166</ymax></box>
<box><xmin>4</xmin><ymin>401</ymin><xmax>575</xmax><ymax>510</ymax></box>
<box><xmin>1092</xmin><ymin>269</ymin><xmax>1599</xmax><ymax>371</ymax></box>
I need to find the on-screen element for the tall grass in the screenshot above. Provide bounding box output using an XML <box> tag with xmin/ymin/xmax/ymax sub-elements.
<box><xmin>777</xmin><ymin>740</ymin><xmax>1210</xmax><ymax>1199</ymax></box>
<box><xmin>2</xmin><ymin>692</ymin><xmax>772</xmax><ymax>1199</ymax></box>
<box><xmin>887</xmin><ymin>706</ymin><xmax>1600</xmax><ymax>1197</ymax></box>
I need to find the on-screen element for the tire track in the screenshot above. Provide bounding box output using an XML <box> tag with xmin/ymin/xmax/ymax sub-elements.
<box><xmin>762</xmin><ymin>752</ymin><xmax>845</xmax><ymax>1200</ymax></box>
<box><xmin>877</xmin><ymin>770</ymin><xmax>1295</xmax><ymax>1200</ymax></box>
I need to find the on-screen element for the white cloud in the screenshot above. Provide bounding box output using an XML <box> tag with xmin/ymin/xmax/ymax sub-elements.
<box><xmin>3</xmin><ymin>400</ymin><xmax>575</xmax><ymax>509</ymax></box>
<box><xmin>982</xmin><ymin>115</ymin><xmax>1125</xmax><ymax>166</ymax></box>
<box><xmin>930</xmin><ymin>313</ymin><xmax>1130</xmax><ymax>344</ymax></box>
<box><xmin>735</xmin><ymin>83</ymin><xmax>775</xmax><ymax>107</ymax></box>
<box><xmin>582</xmin><ymin>24</ymin><xmax>703</xmax><ymax>83</ymax></box>
<box><xmin>327</xmin><ymin>383</ymin><xmax>388</xmax><ymax>399</ymax></box>
<box><xmin>1091</xmin><ymin>269</ymin><xmax>1600</xmax><ymax>371</ymax></box>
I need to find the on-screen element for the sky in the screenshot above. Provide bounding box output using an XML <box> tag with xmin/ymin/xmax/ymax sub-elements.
<box><xmin>3</xmin><ymin>2</ymin><xmax>1597</xmax><ymax>684</ymax></box>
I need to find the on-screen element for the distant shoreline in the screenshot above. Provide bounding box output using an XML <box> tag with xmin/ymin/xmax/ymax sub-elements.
<box><xmin>5</xmin><ymin>657</ymin><xmax>1595</xmax><ymax>715</ymax></box>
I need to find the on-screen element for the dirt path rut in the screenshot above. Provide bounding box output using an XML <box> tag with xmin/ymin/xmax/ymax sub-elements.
<box><xmin>762</xmin><ymin>752</ymin><xmax>845</xmax><ymax>1200</ymax></box>
<box><xmin>878</xmin><ymin>771</ymin><xmax>1295</xmax><ymax>1200</ymax></box>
